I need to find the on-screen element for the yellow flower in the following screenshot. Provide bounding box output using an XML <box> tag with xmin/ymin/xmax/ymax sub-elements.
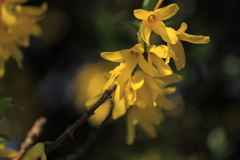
<box><xmin>126</xmin><ymin>106</ymin><xmax>164</xmax><ymax>145</ymax></box>
<box><xmin>101</xmin><ymin>44</ymin><xmax>159</xmax><ymax>102</ymax></box>
<box><xmin>167</xmin><ymin>22</ymin><xmax>210</xmax><ymax>70</ymax></box>
<box><xmin>0</xmin><ymin>138</ymin><xmax>18</xmax><ymax>159</ymax></box>
<box><xmin>0</xmin><ymin>0</ymin><xmax>47</xmax><ymax>77</ymax></box>
<box><xmin>134</xmin><ymin>4</ymin><xmax>179</xmax><ymax>45</ymax></box>
<box><xmin>74</xmin><ymin>61</ymin><xmax>117</xmax><ymax>126</ymax></box>
<box><xmin>22</xmin><ymin>143</ymin><xmax>46</xmax><ymax>160</ymax></box>
<box><xmin>147</xmin><ymin>44</ymin><xmax>173</xmax><ymax>76</ymax></box>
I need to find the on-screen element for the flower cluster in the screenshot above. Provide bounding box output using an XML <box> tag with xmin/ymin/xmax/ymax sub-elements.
<box><xmin>0</xmin><ymin>0</ymin><xmax>47</xmax><ymax>77</ymax></box>
<box><xmin>86</xmin><ymin>3</ymin><xmax>209</xmax><ymax>144</ymax></box>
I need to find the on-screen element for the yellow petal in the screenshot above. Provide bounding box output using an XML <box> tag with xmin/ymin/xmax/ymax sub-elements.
<box><xmin>29</xmin><ymin>23</ymin><xmax>42</xmax><ymax>36</ymax></box>
<box><xmin>115</xmin><ymin>79</ymin><xmax>128</xmax><ymax>103</ymax></box>
<box><xmin>101</xmin><ymin>49</ymin><xmax>130</xmax><ymax>62</ymax></box>
<box><xmin>162</xmin><ymin>86</ymin><xmax>177</xmax><ymax>94</ymax></box>
<box><xmin>125</xmin><ymin>82</ymin><xmax>136</xmax><ymax>105</ymax></box>
<box><xmin>88</xmin><ymin>102</ymin><xmax>110</xmax><ymax>126</ymax></box>
<box><xmin>178</xmin><ymin>33</ymin><xmax>210</xmax><ymax>44</ymax></box>
<box><xmin>140</xmin><ymin>21</ymin><xmax>152</xmax><ymax>45</ymax></box>
<box><xmin>145</xmin><ymin>75</ymin><xmax>164</xmax><ymax>95</ymax></box>
<box><xmin>0</xmin><ymin>28</ymin><xmax>12</xmax><ymax>43</ymax></box>
<box><xmin>10</xmin><ymin>45</ymin><xmax>23</xmax><ymax>69</ymax></box>
<box><xmin>20</xmin><ymin>3</ymin><xmax>48</xmax><ymax>16</ymax></box>
<box><xmin>158</xmin><ymin>73</ymin><xmax>182</xmax><ymax>84</ymax></box>
<box><xmin>102</xmin><ymin>63</ymin><xmax>125</xmax><ymax>90</ymax></box>
<box><xmin>102</xmin><ymin>75</ymin><xmax>116</xmax><ymax>91</ymax></box>
<box><xmin>116</xmin><ymin>58</ymin><xmax>137</xmax><ymax>84</ymax></box>
<box><xmin>138</xmin><ymin>54</ymin><xmax>159</xmax><ymax>77</ymax></box>
<box><xmin>154</xmin><ymin>3</ymin><xmax>179</xmax><ymax>20</ymax></box>
<box><xmin>153</xmin><ymin>79</ymin><xmax>168</xmax><ymax>88</ymax></box>
<box><xmin>131</xmin><ymin>44</ymin><xmax>144</xmax><ymax>54</ymax></box>
<box><xmin>22</xmin><ymin>143</ymin><xmax>45</xmax><ymax>160</ymax></box>
<box><xmin>85</xmin><ymin>93</ymin><xmax>102</xmax><ymax>107</ymax></box>
<box><xmin>112</xmin><ymin>98</ymin><xmax>126</xmax><ymax>119</ymax></box>
<box><xmin>102</xmin><ymin>63</ymin><xmax>124</xmax><ymax>91</ymax></box>
<box><xmin>147</xmin><ymin>44</ymin><xmax>168</xmax><ymax>58</ymax></box>
<box><xmin>156</xmin><ymin>95</ymin><xmax>176</xmax><ymax>110</ymax></box>
<box><xmin>168</xmin><ymin>40</ymin><xmax>185</xmax><ymax>70</ymax></box>
<box><xmin>17</xmin><ymin>36</ymin><xmax>30</xmax><ymax>47</ymax></box>
<box><xmin>0</xmin><ymin>148</ymin><xmax>18</xmax><ymax>159</ymax></box>
<box><xmin>1</xmin><ymin>5</ymin><xmax>17</xmax><ymax>26</ymax></box>
<box><xmin>176</xmin><ymin>22</ymin><xmax>188</xmax><ymax>35</ymax></box>
<box><xmin>168</xmin><ymin>41</ymin><xmax>186</xmax><ymax>70</ymax></box>
<box><xmin>40</xmin><ymin>152</ymin><xmax>46</xmax><ymax>160</ymax></box>
<box><xmin>145</xmin><ymin>107</ymin><xmax>163</xmax><ymax>125</ymax></box>
<box><xmin>138</xmin><ymin>113</ymin><xmax>157</xmax><ymax>137</ymax></box>
<box><xmin>152</xmin><ymin>21</ymin><xmax>178</xmax><ymax>44</ymax></box>
<box><xmin>0</xmin><ymin>44</ymin><xmax>11</xmax><ymax>60</ymax></box>
<box><xmin>133</xmin><ymin>9</ymin><xmax>152</xmax><ymax>20</ymax></box>
<box><xmin>138</xmin><ymin>84</ymin><xmax>154</xmax><ymax>108</ymax></box>
<box><xmin>126</xmin><ymin>108</ymin><xmax>138</xmax><ymax>145</ymax></box>
<box><xmin>151</xmin><ymin>53</ymin><xmax>173</xmax><ymax>76</ymax></box>
<box><xmin>131</xmin><ymin>70</ymin><xmax>145</xmax><ymax>90</ymax></box>
<box><xmin>0</xmin><ymin>60</ymin><xmax>5</xmax><ymax>78</ymax></box>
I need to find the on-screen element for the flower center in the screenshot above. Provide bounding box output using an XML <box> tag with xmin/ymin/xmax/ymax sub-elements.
<box><xmin>147</xmin><ymin>14</ymin><xmax>158</xmax><ymax>25</ymax></box>
<box><xmin>130</xmin><ymin>51</ymin><xmax>139</xmax><ymax>58</ymax></box>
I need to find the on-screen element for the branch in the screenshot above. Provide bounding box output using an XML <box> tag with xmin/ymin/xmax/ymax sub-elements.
<box><xmin>154</xmin><ymin>0</ymin><xmax>164</xmax><ymax>10</ymax></box>
<box><xmin>64</xmin><ymin>102</ymin><xmax>114</xmax><ymax>160</ymax></box>
<box><xmin>45</xmin><ymin>84</ymin><xmax>117</xmax><ymax>155</ymax></box>
<box><xmin>13</xmin><ymin>117</ymin><xmax>47</xmax><ymax>160</ymax></box>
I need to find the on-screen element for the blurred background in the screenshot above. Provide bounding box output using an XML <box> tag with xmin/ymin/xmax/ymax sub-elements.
<box><xmin>1</xmin><ymin>0</ymin><xmax>240</xmax><ymax>159</ymax></box>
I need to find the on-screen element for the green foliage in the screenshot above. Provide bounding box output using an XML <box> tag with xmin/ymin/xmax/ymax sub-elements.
<box><xmin>0</xmin><ymin>133</ymin><xmax>11</xmax><ymax>141</ymax></box>
<box><xmin>142</xmin><ymin>0</ymin><xmax>158</xmax><ymax>11</ymax></box>
<box><xmin>0</xmin><ymin>97</ymin><xmax>23</xmax><ymax>120</ymax></box>
<box><xmin>114</xmin><ymin>20</ymin><xmax>140</xmax><ymax>31</ymax></box>
<box><xmin>0</xmin><ymin>97</ymin><xmax>23</xmax><ymax>141</ymax></box>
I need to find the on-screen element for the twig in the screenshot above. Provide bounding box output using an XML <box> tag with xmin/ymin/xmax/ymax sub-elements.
<box><xmin>64</xmin><ymin>102</ymin><xmax>114</xmax><ymax>160</ymax></box>
<box><xmin>44</xmin><ymin>84</ymin><xmax>117</xmax><ymax>155</ymax></box>
<box><xmin>13</xmin><ymin>117</ymin><xmax>47</xmax><ymax>160</ymax></box>
<box><xmin>154</xmin><ymin>0</ymin><xmax>164</xmax><ymax>10</ymax></box>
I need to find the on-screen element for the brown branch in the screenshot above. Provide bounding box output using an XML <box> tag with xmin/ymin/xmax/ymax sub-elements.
<box><xmin>64</xmin><ymin>102</ymin><xmax>114</xmax><ymax>160</ymax></box>
<box><xmin>154</xmin><ymin>0</ymin><xmax>164</xmax><ymax>10</ymax></box>
<box><xmin>13</xmin><ymin>117</ymin><xmax>47</xmax><ymax>160</ymax></box>
<box><xmin>44</xmin><ymin>84</ymin><xmax>117</xmax><ymax>155</ymax></box>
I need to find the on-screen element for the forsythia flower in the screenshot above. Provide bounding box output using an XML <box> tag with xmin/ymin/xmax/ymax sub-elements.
<box><xmin>22</xmin><ymin>143</ymin><xmax>46</xmax><ymax>160</ymax></box>
<box><xmin>83</xmin><ymin>1</ymin><xmax>210</xmax><ymax>144</ymax></box>
<box><xmin>0</xmin><ymin>138</ymin><xmax>18</xmax><ymax>159</ymax></box>
<box><xmin>127</xmin><ymin>106</ymin><xmax>164</xmax><ymax>144</ymax></box>
<box><xmin>166</xmin><ymin>22</ymin><xmax>210</xmax><ymax>70</ymax></box>
<box><xmin>0</xmin><ymin>0</ymin><xmax>47</xmax><ymax>77</ymax></box>
<box><xmin>0</xmin><ymin>139</ymin><xmax>46</xmax><ymax>160</ymax></box>
<box><xmin>101</xmin><ymin>44</ymin><xmax>159</xmax><ymax>102</ymax></box>
<box><xmin>134</xmin><ymin>3</ymin><xmax>179</xmax><ymax>45</ymax></box>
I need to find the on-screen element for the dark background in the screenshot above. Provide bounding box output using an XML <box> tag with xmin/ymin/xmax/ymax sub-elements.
<box><xmin>1</xmin><ymin>0</ymin><xmax>240</xmax><ymax>159</ymax></box>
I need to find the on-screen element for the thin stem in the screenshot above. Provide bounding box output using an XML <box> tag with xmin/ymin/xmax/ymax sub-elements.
<box><xmin>13</xmin><ymin>117</ymin><xmax>47</xmax><ymax>160</ymax></box>
<box><xmin>44</xmin><ymin>84</ymin><xmax>117</xmax><ymax>155</ymax></box>
<box><xmin>64</xmin><ymin>104</ymin><xmax>114</xmax><ymax>160</ymax></box>
<box><xmin>154</xmin><ymin>0</ymin><xmax>164</xmax><ymax>10</ymax></box>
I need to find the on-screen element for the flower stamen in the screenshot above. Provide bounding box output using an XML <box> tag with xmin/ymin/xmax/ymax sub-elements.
<box><xmin>130</xmin><ymin>51</ymin><xmax>139</xmax><ymax>57</ymax></box>
<box><xmin>147</xmin><ymin>14</ymin><xmax>158</xmax><ymax>25</ymax></box>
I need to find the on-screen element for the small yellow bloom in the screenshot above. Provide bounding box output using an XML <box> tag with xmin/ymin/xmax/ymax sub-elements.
<box><xmin>0</xmin><ymin>0</ymin><xmax>47</xmax><ymax>77</ymax></box>
<box><xmin>147</xmin><ymin>44</ymin><xmax>173</xmax><ymax>76</ymax></box>
<box><xmin>167</xmin><ymin>22</ymin><xmax>210</xmax><ymax>70</ymax></box>
<box><xmin>101</xmin><ymin>44</ymin><xmax>159</xmax><ymax>102</ymax></box>
<box><xmin>0</xmin><ymin>138</ymin><xmax>18</xmax><ymax>159</ymax></box>
<box><xmin>126</xmin><ymin>106</ymin><xmax>164</xmax><ymax>145</ymax></box>
<box><xmin>134</xmin><ymin>4</ymin><xmax>179</xmax><ymax>44</ymax></box>
<box><xmin>22</xmin><ymin>143</ymin><xmax>46</xmax><ymax>160</ymax></box>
